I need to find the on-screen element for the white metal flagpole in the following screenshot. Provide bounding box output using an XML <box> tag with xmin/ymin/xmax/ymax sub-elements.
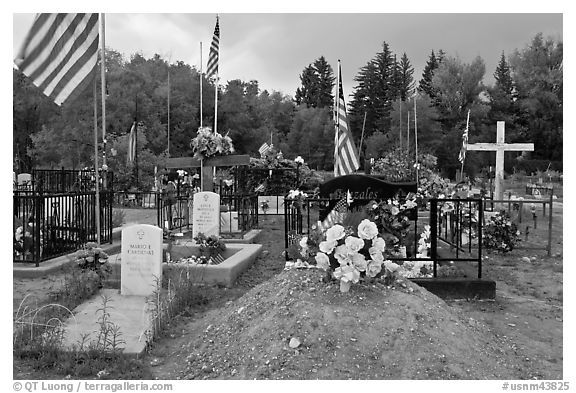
<box><xmin>167</xmin><ymin>65</ymin><xmax>170</xmax><ymax>156</ymax></box>
<box><xmin>334</xmin><ymin>60</ymin><xmax>341</xmax><ymax>177</ymax></box>
<box><xmin>414</xmin><ymin>94</ymin><xmax>419</xmax><ymax>182</ymax></box>
<box><xmin>200</xmin><ymin>41</ymin><xmax>203</xmax><ymax>128</ymax></box>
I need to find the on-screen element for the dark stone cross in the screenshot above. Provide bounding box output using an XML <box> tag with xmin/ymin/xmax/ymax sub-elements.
<box><xmin>165</xmin><ymin>155</ymin><xmax>250</xmax><ymax>192</ymax></box>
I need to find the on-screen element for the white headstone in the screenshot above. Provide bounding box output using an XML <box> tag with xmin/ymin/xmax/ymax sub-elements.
<box><xmin>121</xmin><ymin>224</ymin><xmax>163</xmax><ymax>296</ymax></box>
<box><xmin>17</xmin><ymin>173</ymin><xmax>32</xmax><ymax>186</ymax></box>
<box><xmin>192</xmin><ymin>191</ymin><xmax>220</xmax><ymax>240</ymax></box>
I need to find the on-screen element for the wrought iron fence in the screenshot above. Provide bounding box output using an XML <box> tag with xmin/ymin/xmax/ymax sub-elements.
<box><xmin>156</xmin><ymin>193</ymin><xmax>259</xmax><ymax>235</ymax></box>
<box><xmin>25</xmin><ymin>168</ymin><xmax>114</xmax><ymax>192</ymax></box>
<box><xmin>113</xmin><ymin>191</ymin><xmax>159</xmax><ymax>208</ymax></box>
<box><xmin>284</xmin><ymin>196</ymin><xmax>484</xmax><ymax>279</ymax></box>
<box><xmin>13</xmin><ymin>190</ymin><xmax>113</xmax><ymax>266</ymax></box>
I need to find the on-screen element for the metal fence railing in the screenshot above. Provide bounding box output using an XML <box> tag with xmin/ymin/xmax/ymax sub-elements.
<box><xmin>13</xmin><ymin>190</ymin><xmax>113</xmax><ymax>266</ymax></box>
<box><xmin>284</xmin><ymin>196</ymin><xmax>484</xmax><ymax>279</ymax></box>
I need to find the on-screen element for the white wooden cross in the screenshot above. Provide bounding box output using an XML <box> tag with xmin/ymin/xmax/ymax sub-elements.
<box><xmin>467</xmin><ymin>121</ymin><xmax>534</xmax><ymax>200</ymax></box>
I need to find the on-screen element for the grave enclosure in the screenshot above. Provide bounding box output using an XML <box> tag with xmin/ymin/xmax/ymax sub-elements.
<box><xmin>284</xmin><ymin>174</ymin><xmax>494</xmax><ymax>299</ymax></box>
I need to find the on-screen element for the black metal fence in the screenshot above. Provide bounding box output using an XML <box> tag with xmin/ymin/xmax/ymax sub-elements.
<box><xmin>284</xmin><ymin>197</ymin><xmax>484</xmax><ymax>279</ymax></box>
<box><xmin>113</xmin><ymin>191</ymin><xmax>159</xmax><ymax>208</ymax></box>
<box><xmin>156</xmin><ymin>193</ymin><xmax>259</xmax><ymax>235</ymax></box>
<box><xmin>13</xmin><ymin>191</ymin><xmax>113</xmax><ymax>266</ymax></box>
<box><xmin>17</xmin><ymin>168</ymin><xmax>115</xmax><ymax>192</ymax></box>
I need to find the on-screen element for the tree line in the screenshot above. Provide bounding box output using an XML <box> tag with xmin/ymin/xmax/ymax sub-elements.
<box><xmin>13</xmin><ymin>32</ymin><xmax>562</xmax><ymax>189</ymax></box>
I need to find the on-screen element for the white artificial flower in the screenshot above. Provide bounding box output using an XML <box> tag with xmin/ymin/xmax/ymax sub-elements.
<box><xmin>315</xmin><ymin>252</ymin><xmax>330</xmax><ymax>270</ymax></box>
<box><xmin>366</xmin><ymin>260</ymin><xmax>383</xmax><ymax>278</ymax></box>
<box><xmin>345</xmin><ymin>236</ymin><xmax>364</xmax><ymax>252</ymax></box>
<box><xmin>319</xmin><ymin>240</ymin><xmax>338</xmax><ymax>254</ymax></box>
<box><xmin>372</xmin><ymin>237</ymin><xmax>386</xmax><ymax>253</ymax></box>
<box><xmin>357</xmin><ymin>219</ymin><xmax>378</xmax><ymax>240</ymax></box>
<box><xmin>334</xmin><ymin>244</ymin><xmax>353</xmax><ymax>266</ymax></box>
<box><xmin>326</xmin><ymin>225</ymin><xmax>346</xmax><ymax>242</ymax></box>
<box><xmin>351</xmin><ymin>253</ymin><xmax>367</xmax><ymax>272</ymax></box>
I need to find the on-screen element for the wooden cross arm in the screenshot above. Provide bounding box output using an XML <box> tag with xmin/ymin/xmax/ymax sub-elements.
<box><xmin>467</xmin><ymin>143</ymin><xmax>534</xmax><ymax>152</ymax></box>
<box><xmin>165</xmin><ymin>154</ymin><xmax>251</xmax><ymax>169</ymax></box>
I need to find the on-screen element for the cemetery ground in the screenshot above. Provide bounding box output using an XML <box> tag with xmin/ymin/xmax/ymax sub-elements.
<box><xmin>13</xmin><ymin>205</ymin><xmax>563</xmax><ymax>380</ymax></box>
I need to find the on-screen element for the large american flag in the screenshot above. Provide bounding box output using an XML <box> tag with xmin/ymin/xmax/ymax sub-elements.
<box><xmin>334</xmin><ymin>62</ymin><xmax>360</xmax><ymax>177</ymax></box>
<box><xmin>14</xmin><ymin>13</ymin><xmax>100</xmax><ymax>106</ymax></box>
<box><xmin>206</xmin><ymin>17</ymin><xmax>220</xmax><ymax>80</ymax></box>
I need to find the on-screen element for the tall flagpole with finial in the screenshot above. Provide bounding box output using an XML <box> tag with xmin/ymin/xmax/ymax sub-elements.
<box><xmin>206</xmin><ymin>15</ymin><xmax>220</xmax><ymax>134</ymax></box>
<box><xmin>200</xmin><ymin>41</ymin><xmax>203</xmax><ymax>128</ymax></box>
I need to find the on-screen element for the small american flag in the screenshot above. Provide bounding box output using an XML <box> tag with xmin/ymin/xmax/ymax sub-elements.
<box><xmin>318</xmin><ymin>195</ymin><xmax>350</xmax><ymax>231</ymax></box>
<box><xmin>206</xmin><ymin>16</ymin><xmax>220</xmax><ymax>80</ymax></box>
<box><xmin>254</xmin><ymin>183</ymin><xmax>265</xmax><ymax>193</ymax></box>
<box><xmin>258</xmin><ymin>142</ymin><xmax>271</xmax><ymax>157</ymax></box>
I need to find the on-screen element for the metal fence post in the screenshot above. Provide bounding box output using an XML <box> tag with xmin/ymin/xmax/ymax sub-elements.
<box><xmin>430</xmin><ymin>199</ymin><xmax>438</xmax><ymax>278</ymax></box>
<box><xmin>547</xmin><ymin>193</ymin><xmax>553</xmax><ymax>257</ymax></box>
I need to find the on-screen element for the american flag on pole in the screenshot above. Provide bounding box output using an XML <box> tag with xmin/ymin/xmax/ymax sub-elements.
<box><xmin>14</xmin><ymin>13</ymin><xmax>100</xmax><ymax>106</ymax></box>
<box><xmin>258</xmin><ymin>142</ymin><xmax>271</xmax><ymax>157</ymax></box>
<box><xmin>458</xmin><ymin>109</ymin><xmax>471</xmax><ymax>163</ymax></box>
<box><xmin>127</xmin><ymin>121</ymin><xmax>136</xmax><ymax>164</ymax></box>
<box><xmin>206</xmin><ymin>17</ymin><xmax>220</xmax><ymax>80</ymax></box>
<box><xmin>334</xmin><ymin>61</ymin><xmax>360</xmax><ymax>177</ymax></box>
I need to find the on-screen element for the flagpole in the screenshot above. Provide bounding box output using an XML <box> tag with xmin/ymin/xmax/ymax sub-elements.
<box><xmin>93</xmin><ymin>74</ymin><xmax>101</xmax><ymax>245</ymax></box>
<box><xmin>200</xmin><ymin>41</ymin><xmax>203</xmax><ymax>128</ymax></box>
<box><xmin>99</xmin><ymin>13</ymin><xmax>107</xmax><ymax>180</ymax></box>
<box><xmin>459</xmin><ymin>109</ymin><xmax>471</xmax><ymax>181</ymax></box>
<box><xmin>407</xmin><ymin>110</ymin><xmax>410</xmax><ymax>155</ymax></box>
<box><xmin>334</xmin><ymin>60</ymin><xmax>341</xmax><ymax>177</ymax></box>
<box><xmin>359</xmin><ymin>111</ymin><xmax>367</xmax><ymax>162</ymax></box>
<box><xmin>399</xmin><ymin>99</ymin><xmax>402</xmax><ymax>151</ymax></box>
<box><xmin>414</xmin><ymin>95</ymin><xmax>419</xmax><ymax>183</ymax></box>
<box><xmin>167</xmin><ymin>65</ymin><xmax>171</xmax><ymax>156</ymax></box>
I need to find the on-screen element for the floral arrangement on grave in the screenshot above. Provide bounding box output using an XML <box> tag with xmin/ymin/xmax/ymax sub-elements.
<box><xmin>366</xmin><ymin>193</ymin><xmax>418</xmax><ymax>256</ymax></box>
<box><xmin>260</xmin><ymin>199</ymin><xmax>269</xmax><ymax>214</ymax></box>
<box><xmin>371</xmin><ymin>148</ymin><xmax>450</xmax><ymax>207</ymax></box>
<box><xmin>72</xmin><ymin>242</ymin><xmax>111</xmax><ymax>285</ymax></box>
<box><xmin>190</xmin><ymin>126</ymin><xmax>234</xmax><ymax>161</ymax></box>
<box><xmin>288</xmin><ymin>219</ymin><xmax>407</xmax><ymax>292</ymax></box>
<box><xmin>193</xmin><ymin>232</ymin><xmax>227</xmax><ymax>264</ymax></box>
<box><xmin>483</xmin><ymin>210</ymin><xmax>521</xmax><ymax>253</ymax></box>
<box><xmin>14</xmin><ymin>216</ymin><xmax>42</xmax><ymax>257</ymax></box>
<box><xmin>246</xmin><ymin>146</ymin><xmax>312</xmax><ymax>195</ymax></box>
<box><xmin>287</xmin><ymin>189</ymin><xmax>308</xmax><ymax>211</ymax></box>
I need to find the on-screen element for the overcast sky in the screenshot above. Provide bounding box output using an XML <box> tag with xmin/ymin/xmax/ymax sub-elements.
<box><xmin>11</xmin><ymin>12</ymin><xmax>562</xmax><ymax>101</ymax></box>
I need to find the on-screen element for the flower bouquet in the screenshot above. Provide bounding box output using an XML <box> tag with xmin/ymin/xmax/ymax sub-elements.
<box><xmin>190</xmin><ymin>126</ymin><xmax>234</xmax><ymax>161</ymax></box>
<box><xmin>290</xmin><ymin>219</ymin><xmax>405</xmax><ymax>292</ymax></box>
<box><xmin>72</xmin><ymin>242</ymin><xmax>111</xmax><ymax>285</ymax></box>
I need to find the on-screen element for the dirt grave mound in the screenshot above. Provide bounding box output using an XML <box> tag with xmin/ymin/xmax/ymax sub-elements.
<box><xmin>157</xmin><ymin>269</ymin><xmax>524</xmax><ymax>380</ymax></box>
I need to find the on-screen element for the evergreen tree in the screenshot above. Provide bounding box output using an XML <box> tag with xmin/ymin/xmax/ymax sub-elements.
<box><xmin>397</xmin><ymin>52</ymin><xmax>415</xmax><ymax>101</ymax></box>
<box><xmin>487</xmin><ymin>51</ymin><xmax>516</xmax><ymax>126</ymax></box>
<box><xmin>294</xmin><ymin>57</ymin><xmax>335</xmax><ymax>108</ymax></box>
<box><xmin>349</xmin><ymin>41</ymin><xmax>398</xmax><ymax>143</ymax></box>
<box><xmin>313</xmin><ymin>56</ymin><xmax>335</xmax><ymax>108</ymax></box>
<box><xmin>294</xmin><ymin>64</ymin><xmax>318</xmax><ymax>107</ymax></box>
<box><xmin>418</xmin><ymin>50</ymin><xmax>438</xmax><ymax>97</ymax></box>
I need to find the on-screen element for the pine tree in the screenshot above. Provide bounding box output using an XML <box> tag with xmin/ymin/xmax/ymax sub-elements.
<box><xmin>294</xmin><ymin>57</ymin><xmax>335</xmax><ymax>108</ymax></box>
<box><xmin>418</xmin><ymin>50</ymin><xmax>437</xmax><ymax>97</ymax></box>
<box><xmin>313</xmin><ymin>56</ymin><xmax>335</xmax><ymax>108</ymax></box>
<box><xmin>397</xmin><ymin>52</ymin><xmax>415</xmax><ymax>101</ymax></box>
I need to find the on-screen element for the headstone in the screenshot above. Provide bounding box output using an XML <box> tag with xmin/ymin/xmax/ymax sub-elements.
<box><xmin>121</xmin><ymin>224</ymin><xmax>163</xmax><ymax>296</ymax></box>
<box><xmin>17</xmin><ymin>173</ymin><xmax>32</xmax><ymax>187</ymax></box>
<box><xmin>466</xmin><ymin>121</ymin><xmax>534</xmax><ymax>200</ymax></box>
<box><xmin>318</xmin><ymin>174</ymin><xmax>417</xmax><ymax>221</ymax></box>
<box><xmin>192</xmin><ymin>191</ymin><xmax>221</xmax><ymax>239</ymax></box>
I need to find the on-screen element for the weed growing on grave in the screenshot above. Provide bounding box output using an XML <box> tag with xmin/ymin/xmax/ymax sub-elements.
<box><xmin>112</xmin><ymin>209</ymin><xmax>126</xmax><ymax>228</ymax></box>
<box><xmin>14</xmin><ymin>294</ymin><xmax>150</xmax><ymax>379</ymax></box>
